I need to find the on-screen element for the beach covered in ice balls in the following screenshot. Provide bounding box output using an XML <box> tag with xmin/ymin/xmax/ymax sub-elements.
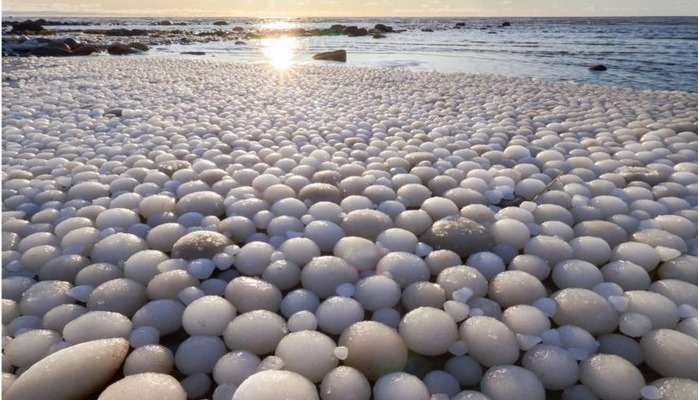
<box><xmin>2</xmin><ymin>56</ymin><xmax>698</xmax><ymax>400</ymax></box>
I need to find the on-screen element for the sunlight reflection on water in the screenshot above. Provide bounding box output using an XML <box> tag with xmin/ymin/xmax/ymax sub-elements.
<box><xmin>261</xmin><ymin>36</ymin><xmax>298</xmax><ymax>70</ymax></box>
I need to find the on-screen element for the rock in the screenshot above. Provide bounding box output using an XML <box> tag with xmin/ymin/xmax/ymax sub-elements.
<box><xmin>129</xmin><ymin>42</ymin><xmax>149</xmax><ymax>51</ymax></box>
<box><xmin>72</xmin><ymin>45</ymin><xmax>101</xmax><ymax>56</ymax></box>
<box><xmin>373</xmin><ymin>32</ymin><xmax>386</xmax><ymax>39</ymax></box>
<box><xmin>213</xmin><ymin>20</ymin><xmax>228</xmax><ymax>26</ymax></box>
<box><xmin>342</xmin><ymin>26</ymin><xmax>368</xmax><ymax>37</ymax></box>
<box><xmin>234</xmin><ymin>41</ymin><xmax>246</xmax><ymax>45</ymax></box>
<box><xmin>232</xmin><ymin>26</ymin><xmax>245</xmax><ymax>32</ymax></box>
<box><xmin>374</xmin><ymin>24</ymin><xmax>393</xmax><ymax>33</ymax></box>
<box><xmin>589</xmin><ymin>64</ymin><xmax>607</xmax><ymax>71</ymax></box>
<box><xmin>62</xmin><ymin>38</ymin><xmax>81</xmax><ymax>50</ymax></box>
<box><xmin>156</xmin><ymin>20</ymin><xmax>174</xmax><ymax>26</ymax></box>
<box><xmin>4</xmin><ymin>338</ymin><xmax>129</xmax><ymax>400</ymax></box>
<box><xmin>455</xmin><ymin>22</ymin><xmax>466</xmax><ymax>27</ymax></box>
<box><xmin>420</xmin><ymin>216</ymin><xmax>494</xmax><ymax>257</ymax></box>
<box><xmin>106</xmin><ymin>29</ymin><xmax>149</xmax><ymax>36</ymax></box>
<box><xmin>107</xmin><ymin>43</ymin><xmax>143</xmax><ymax>55</ymax></box>
<box><xmin>11</xmin><ymin>20</ymin><xmax>45</xmax><ymax>34</ymax></box>
<box><xmin>181</xmin><ymin>51</ymin><xmax>206</xmax><ymax>55</ymax></box>
<box><xmin>501</xmin><ymin>21</ymin><xmax>511</xmax><ymax>27</ymax></box>
<box><xmin>98</xmin><ymin>373</ymin><xmax>187</xmax><ymax>400</ymax></box>
<box><xmin>312</xmin><ymin>49</ymin><xmax>347</xmax><ymax>62</ymax></box>
<box><xmin>421</xmin><ymin>28</ymin><xmax>434</xmax><ymax>32</ymax></box>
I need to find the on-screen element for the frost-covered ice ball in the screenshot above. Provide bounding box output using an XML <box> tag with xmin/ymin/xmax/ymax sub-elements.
<box><xmin>147</xmin><ymin>270</ymin><xmax>200</xmax><ymax>300</ymax></box>
<box><xmin>488</xmin><ymin>270</ymin><xmax>546</xmax><ymax>307</ymax></box>
<box><xmin>399</xmin><ymin>307</ymin><xmax>458</xmax><ymax>356</ymax></box>
<box><xmin>490</xmin><ymin>218</ymin><xmax>531</xmax><ymax>249</ymax></box>
<box><xmin>4</xmin><ymin>329</ymin><xmax>61</xmax><ymax>368</ymax></box>
<box><xmin>341</xmin><ymin>209</ymin><xmax>394</xmax><ymax>241</ymax></box>
<box><xmin>123</xmin><ymin>250</ymin><xmax>169</xmax><ymax>285</ymax></box>
<box><xmin>301</xmin><ymin>256</ymin><xmax>359</xmax><ymax>299</ymax></box>
<box><xmin>146</xmin><ymin>223</ymin><xmax>187</xmax><ymax>253</ymax></box>
<box><xmin>41</xmin><ymin>304</ymin><xmax>87</xmax><ymax>333</ymax></box>
<box><xmin>395</xmin><ymin>209</ymin><xmax>433</xmax><ymax>236</ymax></box>
<box><xmin>287</xmin><ymin>310</ymin><xmax>318</xmax><ymax>332</ymax></box>
<box><xmin>481</xmin><ymin>365</ymin><xmax>545</xmax><ymax>400</ymax></box>
<box><xmin>373</xmin><ymin>372</ymin><xmax>430</xmax><ymax>400</ymax></box>
<box><xmin>262</xmin><ymin>260</ymin><xmax>301</xmax><ymax>291</ymax></box>
<box><xmin>611</xmin><ymin>242</ymin><xmax>661</xmax><ymax>272</ymax></box>
<box><xmin>333</xmin><ymin>236</ymin><xmax>383</xmax><ymax>271</ymax></box>
<box><xmin>501</xmin><ymin>305</ymin><xmax>551</xmax><ymax>337</ymax></box>
<box><xmin>63</xmin><ymin>311</ymin><xmax>132</xmax><ymax>344</ymax></box>
<box><xmin>423</xmin><ymin>370</ymin><xmax>461</xmax><ymax>397</ymax></box>
<box><xmin>123</xmin><ymin>344</ymin><xmax>175</xmax><ymax>375</ymax></box>
<box><xmin>213</xmin><ymin>350</ymin><xmax>261</xmax><ymax>386</ymax></box>
<box><xmin>280</xmin><ymin>289</ymin><xmax>320</xmax><ymax>318</ymax></box>
<box><xmin>316</xmin><ymin>296</ymin><xmax>364</xmax><ymax>335</ymax></box>
<box><xmin>175</xmin><ymin>335</ymin><xmax>227</xmax><ymax>375</ymax></box>
<box><xmin>625</xmin><ymin>290</ymin><xmax>679</xmax><ymax>329</ymax></box>
<box><xmin>649</xmin><ymin>378</ymin><xmax>698</xmax><ymax>400</ymax></box>
<box><xmin>132</xmin><ymin>299</ymin><xmax>185</xmax><ymax>336</ymax></box>
<box><xmin>19</xmin><ymin>280</ymin><xmax>73</xmax><ymax>316</ymax></box>
<box><xmin>303</xmin><ymin>221</ymin><xmax>345</xmax><ymax>252</ymax></box>
<box><xmin>235</xmin><ymin>241</ymin><xmax>275</xmax><ymax>276</ymax></box>
<box><xmin>338</xmin><ymin>321</ymin><xmax>408</xmax><ymax>380</ymax></box>
<box><xmin>225</xmin><ymin>277</ymin><xmax>282</xmax><ymax>313</ymax></box>
<box><xmin>401</xmin><ymin>282</ymin><xmax>446</xmax><ymax>311</ymax></box>
<box><xmin>580</xmin><ymin>354</ymin><xmax>645</xmax><ymax>400</ymax></box>
<box><xmin>139</xmin><ymin>195</ymin><xmax>176</xmax><ymax>219</ymax></box>
<box><xmin>552</xmin><ymin>259</ymin><xmax>604</xmax><ymax>290</ymax></box>
<box><xmin>278</xmin><ymin>237</ymin><xmax>321</xmax><ymax>267</ymax></box>
<box><xmin>522</xmin><ymin>344</ymin><xmax>579</xmax><ymax>390</ymax></box>
<box><xmin>420</xmin><ymin>216</ymin><xmax>494</xmax><ymax>257</ymax></box>
<box><xmin>523</xmin><ymin>235</ymin><xmax>573</xmax><ymax>267</ymax></box>
<box><xmin>320</xmin><ymin>366</ymin><xmax>371</xmax><ymax>400</ymax></box>
<box><xmin>91</xmin><ymin>233</ymin><xmax>148</xmax><ymax>265</ymax></box>
<box><xmin>508</xmin><ymin>254</ymin><xmax>551</xmax><ymax>281</ymax></box>
<box><xmin>223</xmin><ymin>310</ymin><xmax>287</xmax><ymax>355</ymax></box>
<box><xmin>354</xmin><ymin>275</ymin><xmax>401</xmax><ymax>311</ymax></box>
<box><xmin>552</xmin><ymin>288</ymin><xmax>618</xmax><ymax>334</ymax></box>
<box><xmin>640</xmin><ymin>329</ymin><xmax>698</xmax><ymax>380</ymax></box>
<box><xmin>98</xmin><ymin>372</ymin><xmax>188</xmax><ymax>400</ymax></box>
<box><xmin>171</xmin><ymin>231</ymin><xmax>232</xmax><ymax>260</ymax></box>
<box><xmin>176</xmin><ymin>191</ymin><xmax>225</xmax><ymax>216</ymax></box>
<box><xmin>459</xmin><ymin>316</ymin><xmax>519</xmax><ymax>367</ymax></box>
<box><xmin>375</xmin><ymin>252</ymin><xmax>429</xmax><ymax>288</ymax></box>
<box><xmin>232</xmin><ymin>370</ymin><xmax>318</xmax><ymax>400</ymax></box>
<box><xmin>182</xmin><ymin>295</ymin><xmax>236</xmax><ymax>336</ymax></box>
<box><xmin>275</xmin><ymin>330</ymin><xmax>338</xmax><ymax>383</ymax></box>
<box><xmin>600</xmin><ymin>261</ymin><xmax>651</xmax><ymax>291</ymax></box>
<box><xmin>569</xmin><ymin>236</ymin><xmax>612</xmax><ymax>266</ymax></box>
<box><xmin>94</xmin><ymin>208</ymin><xmax>140</xmax><ymax>230</ymax></box>
<box><xmin>376</xmin><ymin>228</ymin><xmax>418</xmax><ymax>253</ymax></box>
<box><xmin>86</xmin><ymin>278</ymin><xmax>147</xmax><ymax>317</ymax></box>
<box><xmin>299</xmin><ymin>183</ymin><xmax>342</xmax><ymax>204</ymax></box>
<box><xmin>435</xmin><ymin>266</ymin><xmax>488</xmax><ymax>299</ymax></box>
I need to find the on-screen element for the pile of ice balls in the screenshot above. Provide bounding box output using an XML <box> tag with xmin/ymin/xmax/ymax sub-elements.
<box><xmin>2</xmin><ymin>57</ymin><xmax>698</xmax><ymax>400</ymax></box>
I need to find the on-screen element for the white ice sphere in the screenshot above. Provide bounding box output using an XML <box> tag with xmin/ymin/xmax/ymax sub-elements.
<box><xmin>371</xmin><ymin>307</ymin><xmax>402</xmax><ymax>328</ymax></box>
<box><xmin>466</xmin><ymin>251</ymin><xmax>505</xmax><ymax>280</ymax></box>
<box><xmin>146</xmin><ymin>223</ymin><xmax>187</xmax><ymax>253</ymax></box>
<box><xmin>181</xmin><ymin>373</ymin><xmax>212</xmax><ymax>399</ymax></box>
<box><xmin>225</xmin><ymin>276</ymin><xmax>282</xmax><ymax>313</ymax></box>
<box><xmin>402</xmin><ymin>282</ymin><xmax>446</xmax><ymax>311</ymax></box>
<box><xmin>376</xmin><ymin>228</ymin><xmax>419</xmax><ymax>253</ymax></box>
<box><xmin>394</xmin><ymin>209</ymin><xmax>433</xmax><ymax>236</ymax></box>
<box><xmin>232</xmin><ymin>370</ymin><xmax>318</xmax><ymax>400</ymax></box>
<box><xmin>580</xmin><ymin>354</ymin><xmax>645</xmax><ymax>400</ymax></box>
<box><xmin>376</xmin><ymin>252</ymin><xmax>430</xmax><ymax>288</ymax></box>
<box><xmin>178</xmin><ymin>286</ymin><xmax>205</xmax><ymax>305</ymax></box>
<box><xmin>600</xmin><ymin>261</ymin><xmax>651</xmax><ymax>291</ymax></box>
<box><xmin>278</xmin><ymin>237</ymin><xmax>321</xmax><ymax>266</ymax></box>
<box><xmin>422</xmin><ymin>370</ymin><xmax>460</xmax><ymax>397</ymax></box>
<box><xmin>523</xmin><ymin>344</ymin><xmax>579</xmax><ymax>391</ymax></box>
<box><xmin>3</xmin><ymin>338</ymin><xmax>129</xmax><ymax>400</ymax></box>
<box><xmin>139</xmin><ymin>195</ymin><xmax>176</xmax><ymax>219</ymax></box>
<box><xmin>553</xmin><ymin>259</ymin><xmax>604</xmax><ymax>290</ymax></box>
<box><xmin>213</xmin><ymin>350</ymin><xmax>261</xmax><ymax>386</ymax></box>
<box><xmin>91</xmin><ymin>233</ymin><xmax>148</xmax><ymax>266</ymax></box>
<box><xmin>399</xmin><ymin>307</ymin><xmax>458</xmax><ymax>356</ymax></box>
<box><xmin>624</xmin><ymin>290</ymin><xmax>679</xmax><ymax>329</ymax></box>
<box><xmin>508</xmin><ymin>254</ymin><xmax>551</xmax><ymax>281</ymax></box>
<box><xmin>335</xmin><ymin>282</ymin><xmax>355</xmax><ymax>297</ymax></box>
<box><xmin>488</xmin><ymin>270</ymin><xmax>547</xmax><ymax>307</ymax></box>
<box><xmin>262</xmin><ymin>260</ymin><xmax>301</xmax><ymax>291</ymax></box>
<box><xmin>176</xmin><ymin>191</ymin><xmax>225</xmax><ymax>216</ymax></box>
<box><xmin>481</xmin><ymin>365</ymin><xmax>545</xmax><ymax>400</ymax></box>
<box><xmin>320</xmin><ymin>366</ymin><xmax>371</xmax><ymax>400</ymax></box>
<box><xmin>301</xmin><ymin>256</ymin><xmax>359</xmax><ymax>299</ymax></box>
<box><xmin>569</xmin><ymin>236</ymin><xmax>612</xmax><ymax>266</ymax></box>
<box><xmin>618</xmin><ymin>312</ymin><xmax>653</xmax><ymax>337</ymax></box>
<box><xmin>649</xmin><ymin>279</ymin><xmax>698</xmax><ymax>309</ymax></box>
<box><xmin>436</xmin><ymin>266</ymin><xmax>488</xmax><ymax>299</ymax></box>
<box><xmin>641</xmin><ymin>329</ymin><xmax>698</xmax><ymax>380</ymax></box>
<box><xmin>186</xmin><ymin>258</ymin><xmax>216</xmax><ymax>280</ymax></box>
<box><xmin>171</xmin><ymin>231</ymin><xmax>232</xmax><ymax>260</ymax></box>
<box><xmin>132</xmin><ymin>299</ymin><xmax>185</xmax><ymax>336</ymax></box>
<box><xmin>307</xmin><ymin>201</ymin><xmax>344</xmax><ymax>223</ymax></box>
<box><xmin>175</xmin><ymin>335</ymin><xmax>227</xmax><ymax>375</ymax></box>
<box><xmin>287</xmin><ymin>310</ymin><xmax>318</xmax><ymax>332</ymax></box>
<box><xmin>460</xmin><ymin>316</ymin><xmax>519</xmax><ymax>366</ymax></box>
<box><xmin>373</xmin><ymin>372</ymin><xmax>430</xmax><ymax>400</ymax></box>
<box><xmin>552</xmin><ymin>288</ymin><xmax>618</xmax><ymax>334</ymax></box>
<box><xmin>123</xmin><ymin>250</ymin><xmax>169</xmax><ymax>285</ymax></box>
<box><xmin>4</xmin><ymin>329</ymin><xmax>61</xmax><ymax>368</ymax></box>
<box><xmin>597</xmin><ymin>333</ymin><xmax>643</xmax><ymax>366</ymax></box>
<box><xmin>129</xmin><ymin>326</ymin><xmax>160</xmax><ymax>347</ymax></box>
<box><xmin>524</xmin><ymin>235</ymin><xmax>574</xmax><ymax>267</ymax></box>
<box><xmin>235</xmin><ymin>241</ymin><xmax>275</xmax><ymax>276</ymax></box>
<box><xmin>490</xmin><ymin>218</ymin><xmax>531</xmax><ymax>249</ymax></box>
<box><xmin>182</xmin><ymin>295</ymin><xmax>236</xmax><ymax>336</ymax></box>
<box><xmin>95</xmin><ymin>208</ymin><xmax>140</xmax><ymax>230</ymax></box>
<box><xmin>223</xmin><ymin>310</ymin><xmax>287</xmax><ymax>355</ymax></box>
<box><xmin>502</xmin><ymin>305</ymin><xmax>551</xmax><ymax>336</ymax></box>
<box><xmin>63</xmin><ymin>311</ymin><xmax>132</xmax><ymax>344</ymax></box>
<box><xmin>213</xmin><ymin>384</ymin><xmax>236</xmax><ymax>400</ymax></box>
<box><xmin>280</xmin><ymin>289</ymin><xmax>320</xmax><ymax>318</ymax></box>
<box><xmin>67</xmin><ymin>285</ymin><xmax>93</xmax><ymax>303</ymax></box>
<box><xmin>304</xmin><ymin>221</ymin><xmax>345</xmax><ymax>252</ymax></box>
<box><xmin>147</xmin><ymin>270</ymin><xmax>200</xmax><ymax>300</ymax></box>
<box><xmin>123</xmin><ymin>344</ymin><xmax>175</xmax><ymax>375</ymax></box>
<box><xmin>515</xmin><ymin>178</ymin><xmax>546</xmax><ymax>200</ymax></box>
<box><xmin>443</xmin><ymin>300</ymin><xmax>470</xmax><ymax>322</ymax></box>
<box><xmin>610</xmin><ymin>242</ymin><xmax>660</xmax><ymax>272</ymax></box>
<box><xmin>420</xmin><ymin>197</ymin><xmax>459</xmax><ymax>221</ymax></box>
<box><xmin>316</xmin><ymin>296</ymin><xmax>364</xmax><ymax>335</ymax></box>
<box><xmin>275</xmin><ymin>330</ymin><xmax>338</xmax><ymax>383</ymax></box>
<box><xmin>333</xmin><ymin>236</ymin><xmax>383</xmax><ymax>271</ymax></box>
<box><xmin>99</xmin><ymin>373</ymin><xmax>187</xmax><ymax>400</ymax></box>
<box><xmin>649</xmin><ymin>378</ymin><xmax>698</xmax><ymax>400</ymax></box>
<box><xmin>354</xmin><ymin>275</ymin><xmax>401</xmax><ymax>311</ymax></box>
<box><xmin>444</xmin><ymin>355</ymin><xmax>483</xmax><ymax>387</ymax></box>
<box><xmin>338</xmin><ymin>321</ymin><xmax>408</xmax><ymax>380</ymax></box>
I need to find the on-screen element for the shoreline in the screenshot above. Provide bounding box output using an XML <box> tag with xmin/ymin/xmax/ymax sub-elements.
<box><xmin>3</xmin><ymin>56</ymin><xmax>698</xmax><ymax>399</ymax></box>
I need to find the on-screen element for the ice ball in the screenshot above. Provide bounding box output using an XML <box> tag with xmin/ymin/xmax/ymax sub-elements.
<box><xmin>123</xmin><ymin>344</ymin><xmax>174</xmax><ymax>375</ymax></box>
<box><xmin>460</xmin><ymin>316</ymin><xmax>519</xmax><ymax>366</ymax></box>
<box><xmin>399</xmin><ymin>307</ymin><xmax>458</xmax><ymax>356</ymax></box>
<box><xmin>338</xmin><ymin>321</ymin><xmax>408</xmax><ymax>380</ymax></box>
<box><xmin>640</xmin><ymin>329</ymin><xmax>698</xmax><ymax>380</ymax></box>
<box><xmin>481</xmin><ymin>365</ymin><xmax>545</xmax><ymax>400</ymax></box>
<box><xmin>354</xmin><ymin>275</ymin><xmax>401</xmax><ymax>311</ymax></box>
<box><xmin>489</xmin><ymin>270</ymin><xmax>546</xmax><ymax>307</ymax></box>
<box><xmin>522</xmin><ymin>344</ymin><xmax>579</xmax><ymax>390</ymax></box>
<box><xmin>375</xmin><ymin>252</ymin><xmax>429</xmax><ymax>288</ymax></box>
<box><xmin>580</xmin><ymin>354</ymin><xmax>645</xmax><ymax>400</ymax></box>
<box><xmin>223</xmin><ymin>310</ymin><xmax>287</xmax><ymax>355</ymax></box>
<box><xmin>420</xmin><ymin>216</ymin><xmax>494</xmax><ymax>257</ymax></box>
<box><xmin>316</xmin><ymin>296</ymin><xmax>364</xmax><ymax>335</ymax></box>
<box><xmin>213</xmin><ymin>350</ymin><xmax>261</xmax><ymax>386</ymax></box>
<box><xmin>333</xmin><ymin>236</ymin><xmax>383</xmax><ymax>271</ymax></box>
<box><xmin>175</xmin><ymin>335</ymin><xmax>227</xmax><ymax>375</ymax></box>
<box><xmin>552</xmin><ymin>288</ymin><xmax>618</xmax><ymax>334</ymax></box>
<box><xmin>182</xmin><ymin>295</ymin><xmax>236</xmax><ymax>336</ymax></box>
<box><xmin>232</xmin><ymin>370</ymin><xmax>318</xmax><ymax>400</ymax></box>
<box><xmin>301</xmin><ymin>256</ymin><xmax>359</xmax><ymax>299</ymax></box>
<box><xmin>275</xmin><ymin>330</ymin><xmax>338</xmax><ymax>383</ymax></box>
<box><xmin>63</xmin><ymin>311</ymin><xmax>132</xmax><ymax>344</ymax></box>
<box><xmin>320</xmin><ymin>366</ymin><xmax>371</xmax><ymax>400</ymax></box>
<box><xmin>373</xmin><ymin>372</ymin><xmax>430</xmax><ymax>400</ymax></box>
<box><xmin>225</xmin><ymin>277</ymin><xmax>282</xmax><ymax>313</ymax></box>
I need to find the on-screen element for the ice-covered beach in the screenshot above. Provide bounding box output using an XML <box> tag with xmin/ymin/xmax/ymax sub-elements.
<box><xmin>2</xmin><ymin>56</ymin><xmax>698</xmax><ymax>399</ymax></box>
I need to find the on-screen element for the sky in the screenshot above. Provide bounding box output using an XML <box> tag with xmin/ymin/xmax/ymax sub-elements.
<box><xmin>2</xmin><ymin>0</ymin><xmax>697</xmax><ymax>18</ymax></box>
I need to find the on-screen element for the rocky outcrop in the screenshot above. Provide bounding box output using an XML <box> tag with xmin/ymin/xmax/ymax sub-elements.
<box><xmin>312</xmin><ymin>49</ymin><xmax>347</xmax><ymax>62</ymax></box>
<box><xmin>106</xmin><ymin>28</ymin><xmax>149</xmax><ymax>36</ymax></box>
<box><xmin>213</xmin><ymin>20</ymin><xmax>228</xmax><ymax>26</ymax></box>
<box><xmin>589</xmin><ymin>64</ymin><xmax>608</xmax><ymax>71</ymax></box>
<box><xmin>10</xmin><ymin>20</ymin><xmax>45</xmax><ymax>33</ymax></box>
<box><xmin>107</xmin><ymin>43</ymin><xmax>146</xmax><ymax>55</ymax></box>
<box><xmin>342</xmin><ymin>26</ymin><xmax>368</xmax><ymax>37</ymax></box>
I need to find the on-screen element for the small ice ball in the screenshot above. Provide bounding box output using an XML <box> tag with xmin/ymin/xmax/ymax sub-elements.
<box><xmin>187</xmin><ymin>258</ymin><xmax>216</xmax><ymax>280</ymax></box>
<box><xmin>262</xmin><ymin>260</ymin><xmax>301</xmax><ymax>291</ymax></box>
<box><xmin>333</xmin><ymin>236</ymin><xmax>382</xmax><ymax>271</ymax></box>
<box><xmin>213</xmin><ymin>350</ymin><xmax>261</xmax><ymax>386</ymax></box>
<box><xmin>129</xmin><ymin>326</ymin><xmax>160</xmax><ymax>348</ymax></box>
<box><xmin>524</xmin><ymin>235</ymin><xmax>574</xmax><ymax>267</ymax></box>
<box><xmin>235</xmin><ymin>241</ymin><xmax>275</xmax><ymax>276</ymax></box>
<box><xmin>395</xmin><ymin>209</ymin><xmax>433</xmax><ymax>236</ymax></box>
<box><xmin>601</xmin><ymin>261</ymin><xmax>651</xmax><ymax>291</ymax></box>
<box><xmin>625</xmin><ymin>290</ymin><xmax>679</xmax><ymax>329</ymax></box>
<box><xmin>443</xmin><ymin>300</ymin><xmax>470</xmax><ymax>322</ymax></box>
<box><xmin>223</xmin><ymin>310</ymin><xmax>287</xmax><ymax>355</ymax></box>
<box><xmin>95</xmin><ymin>208</ymin><xmax>140</xmax><ymax>230</ymax></box>
<box><xmin>376</xmin><ymin>252</ymin><xmax>430</xmax><ymax>288</ymax></box>
<box><xmin>569</xmin><ymin>236</ymin><xmax>612</xmax><ymax>266</ymax></box>
<box><xmin>341</xmin><ymin>209</ymin><xmax>394</xmax><ymax>241</ymax></box>
<box><xmin>376</xmin><ymin>228</ymin><xmax>419</xmax><ymax>253</ymax></box>
<box><xmin>91</xmin><ymin>233</ymin><xmax>148</xmax><ymax>266</ymax></box>
<box><xmin>373</xmin><ymin>372</ymin><xmax>430</xmax><ymax>400</ymax></box>
<box><xmin>354</xmin><ymin>275</ymin><xmax>401</xmax><ymax>311</ymax></box>
<box><xmin>181</xmin><ymin>373</ymin><xmax>212</xmax><ymax>399</ymax></box>
<box><xmin>481</xmin><ymin>365</ymin><xmax>545</xmax><ymax>400</ymax></box>
<box><xmin>132</xmin><ymin>299</ymin><xmax>185</xmax><ymax>336</ymax></box>
<box><xmin>338</xmin><ymin>321</ymin><xmax>408</xmax><ymax>380</ymax></box>
<box><xmin>557</xmin><ymin>325</ymin><xmax>599</xmax><ymax>357</ymax></box>
<box><xmin>225</xmin><ymin>276</ymin><xmax>282</xmax><ymax>313</ymax></box>
<box><xmin>488</xmin><ymin>270</ymin><xmax>547</xmax><ymax>308</ymax></box>
<box><xmin>401</xmin><ymin>282</ymin><xmax>446</xmax><ymax>311</ymax></box>
<box><xmin>552</xmin><ymin>259</ymin><xmax>604</xmax><ymax>290</ymax></box>
<box><xmin>399</xmin><ymin>307</ymin><xmax>458</xmax><ymax>356</ymax></box>
<box><xmin>466</xmin><ymin>251</ymin><xmax>506</xmax><ymax>280</ymax></box>
<box><xmin>371</xmin><ymin>307</ymin><xmax>402</xmax><ymax>328</ymax></box>
<box><xmin>444</xmin><ymin>355</ymin><xmax>483</xmax><ymax>387</ymax></box>
<box><xmin>182</xmin><ymin>295</ymin><xmax>236</xmax><ymax>336</ymax></box>
<box><xmin>301</xmin><ymin>256</ymin><xmax>359</xmax><ymax>299</ymax></box>
<box><xmin>280</xmin><ymin>289</ymin><xmax>320</xmax><ymax>318</ymax></box>
<box><xmin>508</xmin><ymin>254</ymin><xmax>551</xmax><ymax>281</ymax></box>
<box><xmin>174</xmin><ymin>335</ymin><xmax>228</xmax><ymax>376</ymax></box>
<box><xmin>335</xmin><ymin>282</ymin><xmax>355</xmax><ymax>297</ymax></box>
<box><xmin>597</xmin><ymin>334</ymin><xmax>643</xmax><ymax>366</ymax></box>
<box><xmin>522</xmin><ymin>344</ymin><xmax>579</xmax><ymax>390</ymax></box>
<box><xmin>502</xmin><ymin>305</ymin><xmax>551</xmax><ymax>336</ymax></box>
<box><xmin>436</xmin><ymin>266</ymin><xmax>488</xmax><ymax>299</ymax></box>
<box><xmin>491</xmin><ymin>218</ymin><xmax>531</xmax><ymax>249</ymax></box>
<box><xmin>67</xmin><ymin>285</ymin><xmax>93</xmax><ymax>303</ymax></box>
<box><xmin>420</xmin><ymin>197</ymin><xmax>459</xmax><ymax>221</ymax></box>
<box><xmin>580</xmin><ymin>354</ymin><xmax>645</xmax><ymax>400</ymax></box>
<box><xmin>178</xmin><ymin>286</ymin><xmax>205</xmax><ymax>305</ymax></box>
<box><xmin>320</xmin><ymin>366</ymin><xmax>371</xmax><ymax>400</ymax></box>
<box><xmin>610</xmin><ymin>242</ymin><xmax>660</xmax><ymax>272</ymax></box>
<box><xmin>552</xmin><ymin>288</ymin><xmax>618</xmax><ymax>334</ymax></box>
<box><xmin>4</xmin><ymin>329</ymin><xmax>61</xmax><ymax>368</ymax></box>
<box><xmin>63</xmin><ymin>311</ymin><xmax>132</xmax><ymax>344</ymax></box>
<box><xmin>275</xmin><ymin>330</ymin><xmax>339</xmax><ymax>383</ymax></box>
<box><xmin>123</xmin><ymin>250</ymin><xmax>169</xmax><ymax>286</ymax></box>
<box><xmin>460</xmin><ymin>316</ymin><xmax>519</xmax><ymax>366</ymax></box>
<box><xmin>123</xmin><ymin>344</ymin><xmax>174</xmax><ymax>375</ymax></box>
<box><xmin>641</xmin><ymin>329</ymin><xmax>698</xmax><ymax>380</ymax></box>
<box><xmin>278</xmin><ymin>237</ymin><xmax>321</xmax><ymax>267</ymax></box>
<box><xmin>619</xmin><ymin>312</ymin><xmax>653</xmax><ymax>337</ymax></box>
<box><xmin>287</xmin><ymin>310</ymin><xmax>318</xmax><ymax>332</ymax></box>
<box><xmin>316</xmin><ymin>296</ymin><xmax>364</xmax><ymax>335</ymax></box>
<box><xmin>146</xmin><ymin>223</ymin><xmax>187</xmax><ymax>253</ymax></box>
<box><xmin>232</xmin><ymin>370</ymin><xmax>318</xmax><ymax>400</ymax></box>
